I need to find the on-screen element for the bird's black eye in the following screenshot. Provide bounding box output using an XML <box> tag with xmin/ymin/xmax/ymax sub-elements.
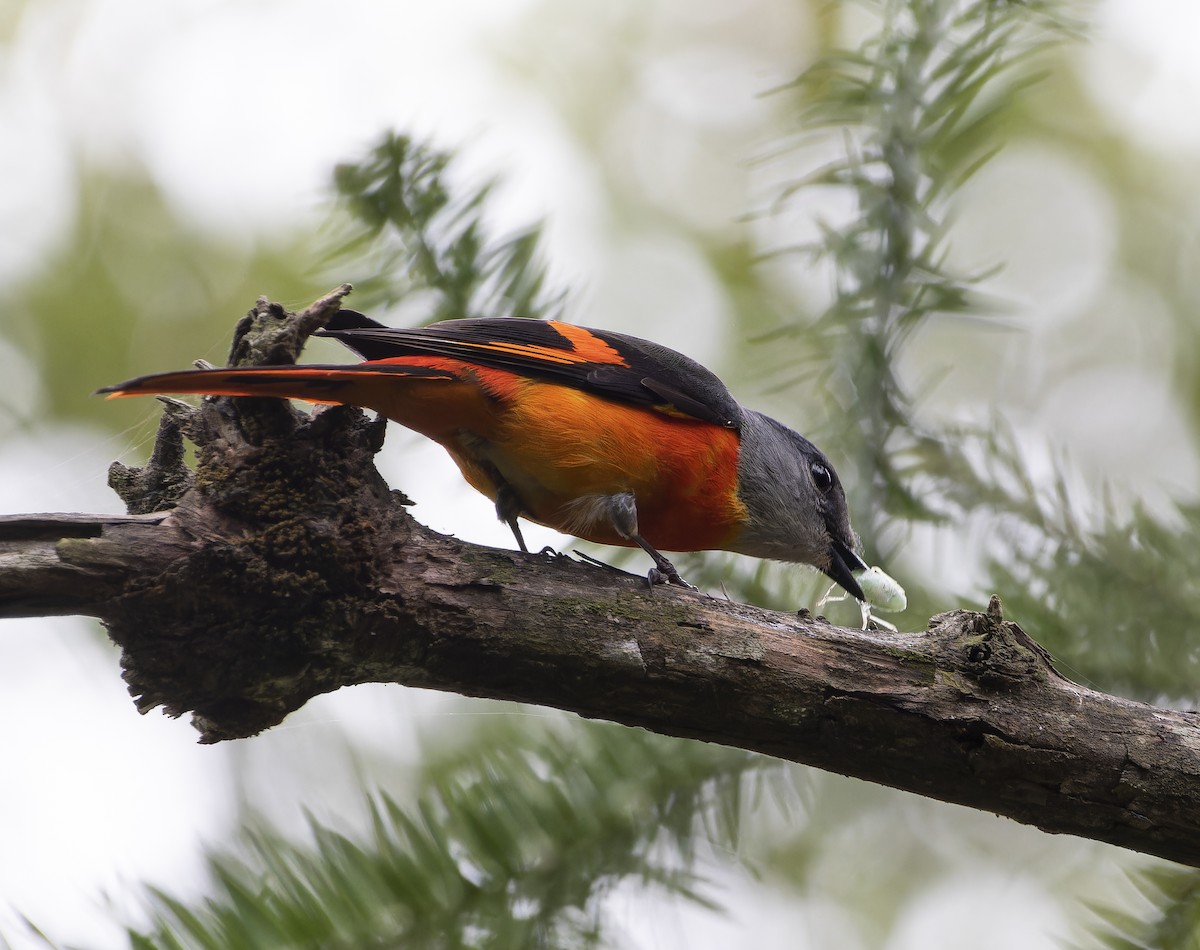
<box><xmin>811</xmin><ymin>462</ymin><xmax>833</xmax><ymax>492</ymax></box>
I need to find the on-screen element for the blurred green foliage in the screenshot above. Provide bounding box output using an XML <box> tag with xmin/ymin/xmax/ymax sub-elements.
<box><xmin>328</xmin><ymin>133</ymin><xmax>564</xmax><ymax>322</ymax></box>
<box><xmin>1</xmin><ymin>172</ymin><xmax>325</xmax><ymax>433</ymax></box>
<box><xmin>1077</xmin><ymin>864</ymin><xmax>1200</xmax><ymax>950</ymax></box>
<box><xmin>772</xmin><ymin>1</ymin><xmax>1064</xmax><ymax>538</ymax></box>
<box><xmin>131</xmin><ymin>719</ymin><xmax>773</xmax><ymax>949</ymax></box>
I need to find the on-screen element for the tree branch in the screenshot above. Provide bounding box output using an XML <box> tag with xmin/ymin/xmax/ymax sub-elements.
<box><xmin>2</xmin><ymin>291</ymin><xmax>1198</xmax><ymax>868</ymax></box>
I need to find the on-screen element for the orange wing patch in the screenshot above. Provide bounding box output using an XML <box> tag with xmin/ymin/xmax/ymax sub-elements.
<box><xmin>546</xmin><ymin>322</ymin><xmax>628</xmax><ymax>365</ymax></box>
<box><xmin>444</xmin><ymin>322</ymin><xmax>628</xmax><ymax>368</ymax></box>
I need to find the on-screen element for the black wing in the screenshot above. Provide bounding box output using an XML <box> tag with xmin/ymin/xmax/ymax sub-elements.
<box><xmin>317</xmin><ymin>312</ymin><xmax>743</xmax><ymax>429</ymax></box>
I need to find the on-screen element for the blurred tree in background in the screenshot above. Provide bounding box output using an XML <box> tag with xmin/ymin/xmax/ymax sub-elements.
<box><xmin>2</xmin><ymin>0</ymin><xmax>1199</xmax><ymax>947</ymax></box>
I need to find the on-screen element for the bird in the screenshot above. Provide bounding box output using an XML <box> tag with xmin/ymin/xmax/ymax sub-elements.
<box><xmin>101</xmin><ymin>311</ymin><xmax>869</xmax><ymax>600</ymax></box>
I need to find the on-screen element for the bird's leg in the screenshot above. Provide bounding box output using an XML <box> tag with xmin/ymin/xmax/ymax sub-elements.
<box><xmin>507</xmin><ymin>517</ymin><xmax>529</xmax><ymax>553</ymax></box>
<box><xmin>605</xmin><ymin>492</ymin><xmax>694</xmax><ymax>589</ymax></box>
<box><xmin>493</xmin><ymin>484</ymin><xmax>529</xmax><ymax>553</ymax></box>
<box><xmin>634</xmin><ymin>536</ymin><xmax>693</xmax><ymax>589</ymax></box>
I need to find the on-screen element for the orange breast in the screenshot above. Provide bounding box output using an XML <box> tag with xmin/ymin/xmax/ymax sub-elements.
<box><xmin>346</xmin><ymin>358</ymin><xmax>748</xmax><ymax>552</ymax></box>
<box><xmin>464</xmin><ymin>376</ymin><xmax>746</xmax><ymax>552</ymax></box>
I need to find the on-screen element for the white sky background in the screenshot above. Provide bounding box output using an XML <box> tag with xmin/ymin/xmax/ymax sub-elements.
<box><xmin>0</xmin><ymin>0</ymin><xmax>1197</xmax><ymax>946</ymax></box>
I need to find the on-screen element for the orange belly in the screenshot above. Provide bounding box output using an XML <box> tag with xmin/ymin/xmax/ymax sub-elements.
<box><xmin>363</xmin><ymin>361</ymin><xmax>747</xmax><ymax>552</ymax></box>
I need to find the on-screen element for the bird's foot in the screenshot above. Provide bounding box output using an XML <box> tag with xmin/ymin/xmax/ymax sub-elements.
<box><xmin>646</xmin><ymin>561</ymin><xmax>696</xmax><ymax>590</ymax></box>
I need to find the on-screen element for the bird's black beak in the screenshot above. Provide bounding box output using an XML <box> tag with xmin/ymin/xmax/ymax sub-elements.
<box><xmin>824</xmin><ymin>538</ymin><xmax>868</xmax><ymax>602</ymax></box>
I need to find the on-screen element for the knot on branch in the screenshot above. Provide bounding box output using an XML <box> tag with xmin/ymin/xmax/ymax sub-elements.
<box><xmin>228</xmin><ymin>285</ymin><xmax>352</xmax><ymax>369</ymax></box>
<box><xmin>108</xmin><ymin>402</ymin><xmax>196</xmax><ymax>514</ymax></box>
<box><xmin>103</xmin><ymin>288</ymin><xmax>416</xmax><ymax>743</ymax></box>
<box><xmin>930</xmin><ymin>595</ymin><xmax>1064</xmax><ymax>690</ymax></box>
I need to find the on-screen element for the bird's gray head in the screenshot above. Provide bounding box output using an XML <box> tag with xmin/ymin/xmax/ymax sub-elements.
<box><xmin>731</xmin><ymin>410</ymin><xmax>866</xmax><ymax>600</ymax></box>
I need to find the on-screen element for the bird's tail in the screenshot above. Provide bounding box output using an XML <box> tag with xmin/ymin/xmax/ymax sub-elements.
<box><xmin>98</xmin><ymin>363</ymin><xmax>456</xmax><ymax>405</ymax></box>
